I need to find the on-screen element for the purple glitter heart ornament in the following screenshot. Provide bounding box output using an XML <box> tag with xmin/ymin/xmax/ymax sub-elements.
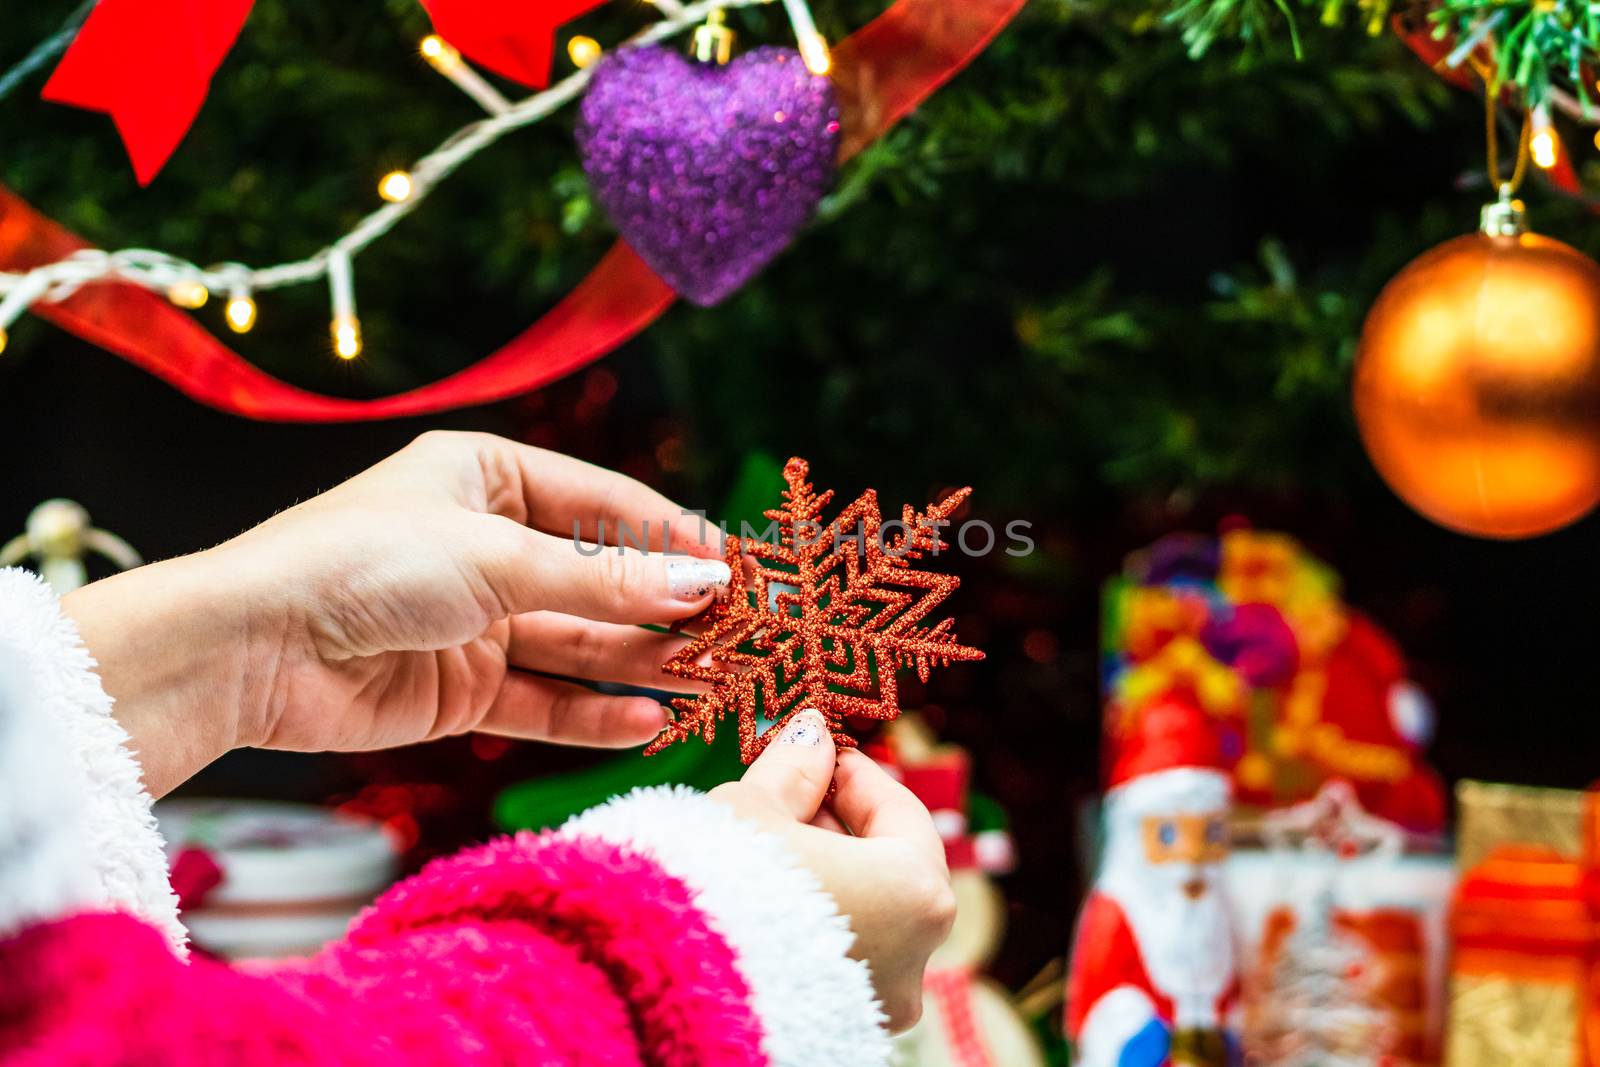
<box><xmin>576</xmin><ymin>45</ymin><xmax>840</xmax><ymax>307</ymax></box>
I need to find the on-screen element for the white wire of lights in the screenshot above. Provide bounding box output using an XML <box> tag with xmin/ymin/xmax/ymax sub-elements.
<box><xmin>0</xmin><ymin>0</ymin><xmax>831</xmax><ymax>359</ymax></box>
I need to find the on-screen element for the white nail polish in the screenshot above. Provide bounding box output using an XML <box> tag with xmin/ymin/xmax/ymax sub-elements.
<box><xmin>667</xmin><ymin>558</ymin><xmax>732</xmax><ymax>601</ymax></box>
<box><xmin>778</xmin><ymin>709</ymin><xmax>826</xmax><ymax>746</ymax></box>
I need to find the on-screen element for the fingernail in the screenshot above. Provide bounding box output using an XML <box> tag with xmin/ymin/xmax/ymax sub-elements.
<box><xmin>778</xmin><ymin>708</ymin><xmax>827</xmax><ymax>746</ymax></box>
<box><xmin>667</xmin><ymin>558</ymin><xmax>732</xmax><ymax>601</ymax></box>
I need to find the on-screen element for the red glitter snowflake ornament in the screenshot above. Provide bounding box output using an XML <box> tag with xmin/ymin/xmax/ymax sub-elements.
<box><xmin>647</xmin><ymin>457</ymin><xmax>985</xmax><ymax>764</ymax></box>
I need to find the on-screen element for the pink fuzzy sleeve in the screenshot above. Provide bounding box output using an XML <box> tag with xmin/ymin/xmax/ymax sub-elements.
<box><xmin>0</xmin><ymin>832</ymin><xmax>766</xmax><ymax>1067</ymax></box>
<box><xmin>329</xmin><ymin>829</ymin><xmax>769</xmax><ymax>1066</ymax></box>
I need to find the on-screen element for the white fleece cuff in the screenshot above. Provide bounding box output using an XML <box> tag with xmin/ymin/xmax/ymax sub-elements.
<box><xmin>563</xmin><ymin>785</ymin><xmax>892</xmax><ymax>1067</ymax></box>
<box><xmin>0</xmin><ymin>568</ymin><xmax>183</xmax><ymax>952</ymax></box>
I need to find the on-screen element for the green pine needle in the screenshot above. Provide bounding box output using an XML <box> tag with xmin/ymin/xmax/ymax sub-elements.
<box><xmin>1163</xmin><ymin>0</ymin><xmax>1599</xmax><ymax>106</ymax></box>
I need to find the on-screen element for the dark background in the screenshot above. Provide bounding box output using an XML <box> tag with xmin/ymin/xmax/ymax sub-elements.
<box><xmin>6</xmin><ymin>0</ymin><xmax>1600</xmax><ymax>998</ymax></box>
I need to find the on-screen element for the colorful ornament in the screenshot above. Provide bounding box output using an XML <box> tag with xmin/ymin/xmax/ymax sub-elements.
<box><xmin>41</xmin><ymin>0</ymin><xmax>255</xmax><ymax>184</ymax></box>
<box><xmin>1354</xmin><ymin>193</ymin><xmax>1600</xmax><ymax>539</ymax></box>
<box><xmin>417</xmin><ymin>0</ymin><xmax>608</xmax><ymax>89</ymax></box>
<box><xmin>577</xmin><ymin>46</ymin><xmax>839</xmax><ymax>306</ymax></box>
<box><xmin>647</xmin><ymin>457</ymin><xmax>983</xmax><ymax>764</ymax></box>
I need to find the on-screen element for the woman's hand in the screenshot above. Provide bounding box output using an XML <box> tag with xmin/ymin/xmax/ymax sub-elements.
<box><xmin>709</xmin><ymin>709</ymin><xmax>957</xmax><ymax>1032</ymax></box>
<box><xmin>62</xmin><ymin>431</ymin><xmax>731</xmax><ymax>795</ymax></box>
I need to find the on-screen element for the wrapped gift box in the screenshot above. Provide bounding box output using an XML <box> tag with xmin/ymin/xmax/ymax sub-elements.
<box><xmin>1446</xmin><ymin>781</ymin><xmax>1600</xmax><ymax>1067</ymax></box>
<box><xmin>1222</xmin><ymin>780</ymin><xmax>1454</xmax><ymax>1066</ymax></box>
<box><xmin>1227</xmin><ymin>844</ymin><xmax>1454</xmax><ymax>1064</ymax></box>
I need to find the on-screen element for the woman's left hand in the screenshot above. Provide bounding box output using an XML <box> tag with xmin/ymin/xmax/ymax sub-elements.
<box><xmin>62</xmin><ymin>431</ymin><xmax>730</xmax><ymax>796</ymax></box>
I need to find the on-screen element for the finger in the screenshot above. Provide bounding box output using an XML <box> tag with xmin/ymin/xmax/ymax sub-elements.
<box><xmin>739</xmin><ymin>708</ymin><xmax>836</xmax><ymax>822</ymax></box>
<box><xmin>809</xmin><ymin>806</ymin><xmax>848</xmax><ymax>833</ymax></box>
<box><xmin>455</xmin><ymin>432</ymin><xmax>723</xmax><ymax>556</ymax></box>
<box><xmin>829</xmin><ymin>749</ymin><xmax>946</xmax><ymax>857</ymax></box>
<box><xmin>507</xmin><ymin>613</ymin><xmax>710</xmax><ymax>693</ymax></box>
<box><xmin>479</xmin><ymin>672</ymin><xmax>668</xmax><ymax>747</ymax></box>
<box><xmin>468</xmin><ymin>516</ymin><xmax>733</xmax><ymax>624</ymax></box>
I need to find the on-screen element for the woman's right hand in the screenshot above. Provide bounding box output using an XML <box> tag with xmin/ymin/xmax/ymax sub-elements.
<box><xmin>708</xmin><ymin>709</ymin><xmax>957</xmax><ymax>1032</ymax></box>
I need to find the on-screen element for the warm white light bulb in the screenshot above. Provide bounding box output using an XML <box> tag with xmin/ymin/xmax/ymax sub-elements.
<box><xmin>167</xmin><ymin>280</ymin><xmax>209</xmax><ymax>309</ymax></box>
<box><xmin>379</xmin><ymin>170</ymin><xmax>414</xmax><ymax>203</ymax></box>
<box><xmin>418</xmin><ymin>31</ymin><xmax>510</xmax><ymax>114</ymax></box>
<box><xmin>798</xmin><ymin>32</ymin><xmax>831</xmax><ymax>75</ymax></box>
<box><xmin>0</xmin><ymin>327</ymin><xmax>8</xmax><ymax>355</ymax></box>
<box><xmin>1532</xmin><ymin>129</ymin><xmax>1558</xmax><ymax>169</ymax></box>
<box><xmin>420</xmin><ymin>34</ymin><xmax>459</xmax><ymax>70</ymax></box>
<box><xmin>1532</xmin><ymin>107</ymin><xmax>1558</xmax><ymax>170</ymax></box>
<box><xmin>333</xmin><ymin>315</ymin><xmax>362</xmax><ymax>359</ymax></box>
<box><xmin>225</xmin><ymin>293</ymin><xmax>257</xmax><ymax>333</ymax></box>
<box><xmin>567</xmin><ymin>35</ymin><xmax>602</xmax><ymax>69</ymax></box>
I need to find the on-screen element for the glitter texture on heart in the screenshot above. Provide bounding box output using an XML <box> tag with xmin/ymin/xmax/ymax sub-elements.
<box><xmin>576</xmin><ymin>45</ymin><xmax>840</xmax><ymax>307</ymax></box>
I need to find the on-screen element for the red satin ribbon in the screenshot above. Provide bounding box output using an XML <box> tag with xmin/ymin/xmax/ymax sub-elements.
<box><xmin>1</xmin><ymin>0</ymin><xmax>1026</xmax><ymax>422</ymax></box>
<box><xmin>42</xmin><ymin>0</ymin><xmax>256</xmax><ymax>186</ymax></box>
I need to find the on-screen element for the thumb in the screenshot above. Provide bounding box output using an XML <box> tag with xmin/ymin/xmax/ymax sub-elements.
<box><xmin>740</xmin><ymin>709</ymin><xmax>836</xmax><ymax>822</ymax></box>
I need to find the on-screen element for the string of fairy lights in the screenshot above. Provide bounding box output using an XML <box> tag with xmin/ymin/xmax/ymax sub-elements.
<box><xmin>0</xmin><ymin>0</ymin><xmax>832</xmax><ymax>360</ymax></box>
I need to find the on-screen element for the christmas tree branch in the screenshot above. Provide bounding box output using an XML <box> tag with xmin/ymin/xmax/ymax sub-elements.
<box><xmin>1159</xmin><ymin>0</ymin><xmax>1600</xmax><ymax>108</ymax></box>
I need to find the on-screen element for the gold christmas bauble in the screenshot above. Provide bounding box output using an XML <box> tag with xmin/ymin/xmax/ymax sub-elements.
<box><xmin>1354</xmin><ymin>227</ymin><xmax>1600</xmax><ymax>539</ymax></box>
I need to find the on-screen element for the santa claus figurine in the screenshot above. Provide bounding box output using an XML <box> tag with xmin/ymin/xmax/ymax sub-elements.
<box><xmin>1067</xmin><ymin>696</ymin><xmax>1241</xmax><ymax>1067</ymax></box>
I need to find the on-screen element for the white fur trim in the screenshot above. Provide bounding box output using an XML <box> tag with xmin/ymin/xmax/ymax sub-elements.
<box><xmin>0</xmin><ymin>568</ymin><xmax>183</xmax><ymax>951</ymax></box>
<box><xmin>564</xmin><ymin>785</ymin><xmax>892</xmax><ymax>1067</ymax></box>
<box><xmin>1076</xmin><ymin>985</ymin><xmax>1158</xmax><ymax>1067</ymax></box>
<box><xmin>1106</xmin><ymin>766</ymin><xmax>1230</xmax><ymax>820</ymax></box>
<box><xmin>0</xmin><ymin>643</ymin><xmax>95</xmax><ymax>932</ymax></box>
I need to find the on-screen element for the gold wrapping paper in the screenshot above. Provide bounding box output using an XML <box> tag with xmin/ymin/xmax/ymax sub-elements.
<box><xmin>1455</xmin><ymin>780</ymin><xmax>1588</xmax><ymax>872</ymax></box>
<box><xmin>1448</xmin><ymin>971</ymin><xmax>1583</xmax><ymax>1066</ymax></box>
<box><xmin>1446</xmin><ymin>779</ymin><xmax>1595</xmax><ymax>1067</ymax></box>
